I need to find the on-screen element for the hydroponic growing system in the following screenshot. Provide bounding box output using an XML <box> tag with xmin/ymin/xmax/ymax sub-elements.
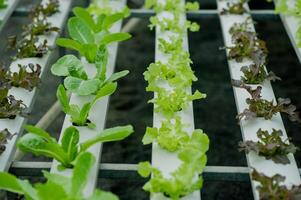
<box><xmin>0</xmin><ymin>0</ymin><xmax>300</xmax><ymax>199</ymax></box>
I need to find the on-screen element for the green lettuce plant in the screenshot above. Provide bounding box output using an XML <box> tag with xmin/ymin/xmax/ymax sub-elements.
<box><xmin>56</xmin><ymin>83</ymin><xmax>116</xmax><ymax>128</ymax></box>
<box><xmin>17</xmin><ymin>125</ymin><xmax>133</xmax><ymax>169</ymax></box>
<box><xmin>51</xmin><ymin>54</ymin><xmax>128</xmax><ymax>96</ymax></box>
<box><xmin>0</xmin><ymin>152</ymin><xmax>119</xmax><ymax>200</ymax></box>
<box><xmin>56</xmin><ymin>7</ymin><xmax>131</xmax><ymax>63</ymax></box>
<box><xmin>139</xmin><ymin>130</ymin><xmax>209</xmax><ymax>199</ymax></box>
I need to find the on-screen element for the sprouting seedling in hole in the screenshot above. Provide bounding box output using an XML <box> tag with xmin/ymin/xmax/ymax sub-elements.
<box><xmin>51</xmin><ymin>54</ymin><xmax>129</xmax><ymax>96</ymax></box>
<box><xmin>252</xmin><ymin>169</ymin><xmax>301</xmax><ymax>199</ymax></box>
<box><xmin>223</xmin><ymin>23</ymin><xmax>268</xmax><ymax>64</ymax></box>
<box><xmin>0</xmin><ymin>152</ymin><xmax>120</xmax><ymax>200</ymax></box>
<box><xmin>232</xmin><ymin>80</ymin><xmax>301</xmax><ymax>122</ymax></box>
<box><xmin>239</xmin><ymin>63</ymin><xmax>280</xmax><ymax>84</ymax></box>
<box><xmin>8</xmin><ymin>35</ymin><xmax>48</xmax><ymax>59</ymax></box>
<box><xmin>0</xmin><ymin>87</ymin><xmax>28</xmax><ymax>119</ymax></box>
<box><xmin>56</xmin><ymin>83</ymin><xmax>117</xmax><ymax>128</ymax></box>
<box><xmin>56</xmin><ymin>7</ymin><xmax>131</xmax><ymax>63</ymax></box>
<box><xmin>0</xmin><ymin>129</ymin><xmax>16</xmax><ymax>155</ymax></box>
<box><xmin>17</xmin><ymin>124</ymin><xmax>134</xmax><ymax>169</ymax></box>
<box><xmin>0</xmin><ymin>64</ymin><xmax>41</xmax><ymax>91</ymax></box>
<box><xmin>238</xmin><ymin>128</ymin><xmax>298</xmax><ymax>164</ymax></box>
<box><xmin>30</xmin><ymin>0</ymin><xmax>60</xmax><ymax>18</ymax></box>
<box><xmin>23</xmin><ymin>16</ymin><xmax>60</xmax><ymax>36</ymax></box>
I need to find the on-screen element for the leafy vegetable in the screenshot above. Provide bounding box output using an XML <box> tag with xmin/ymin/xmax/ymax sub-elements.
<box><xmin>227</xmin><ymin>25</ymin><xmax>268</xmax><ymax>64</ymax></box>
<box><xmin>0</xmin><ymin>129</ymin><xmax>16</xmax><ymax>155</ymax></box>
<box><xmin>17</xmin><ymin>125</ymin><xmax>134</xmax><ymax>168</ymax></box>
<box><xmin>139</xmin><ymin>1</ymin><xmax>209</xmax><ymax>198</ymax></box>
<box><xmin>30</xmin><ymin>0</ymin><xmax>60</xmax><ymax>18</ymax></box>
<box><xmin>138</xmin><ymin>130</ymin><xmax>209</xmax><ymax>199</ymax></box>
<box><xmin>0</xmin><ymin>152</ymin><xmax>119</xmax><ymax>200</ymax></box>
<box><xmin>0</xmin><ymin>88</ymin><xmax>27</xmax><ymax>119</ymax></box>
<box><xmin>252</xmin><ymin>169</ymin><xmax>301</xmax><ymax>200</ymax></box>
<box><xmin>8</xmin><ymin>36</ymin><xmax>48</xmax><ymax>59</ymax></box>
<box><xmin>239</xmin><ymin>128</ymin><xmax>298</xmax><ymax>164</ymax></box>
<box><xmin>221</xmin><ymin>0</ymin><xmax>248</xmax><ymax>15</ymax></box>
<box><xmin>11</xmin><ymin>64</ymin><xmax>41</xmax><ymax>91</ymax></box>
<box><xmin>56</xmin><ymin>8</ymin><xmax>131</xmax><ymax>63</ymax></box>
<box><xmin>240</xmin><ymin>64</ymin><xmax>281</xmax><ymax>84</ymax></box>
<box><xmin>0</xmin><ymin>64</ymin><xmax>41</xmax><ymax>91</ymax></box>
<box><xmin>87</xmin><ymin>0</ymin><xmax>130</xmax><ymax>16</ymax></box>
<box><xmin>232</xmin><ymin>80</ymin><xmax>301</xmax><ymax>122</ymax></box>
<box><xmin>51</xmin><ymin>55</ymin><xmax>128</xmax><ymax>96</ymax></box>
<box><xmin>273</xmin><ymin>0</ymin><xmax>301</xmax><ymax>46</ymax></box>
<box><xmin>23</xmin><ymin>16</ymin><xmax>59</xmax><ymax>36</ymax></box>
<box><xmin>56</xmin><ymin>83</ymin><xmax>117</xmax><ymax>128</ymax></box>
<box><xmin>143</xmin><ymin>117</ymin><xmax>189</xmax><ymax>152</ymax></box>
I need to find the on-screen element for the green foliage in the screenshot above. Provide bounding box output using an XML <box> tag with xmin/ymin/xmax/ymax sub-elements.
<box><xmin>139</xmin><ymin>130</ymin><xmax>209</xmax><ymax>199</ymax></box>
<box><xmin>56</xmin><ymin>7</ymin><xmax>131</xmax><ymax>63</ymax></box>
<box><xmin>17</xmin><ymin>125</ymin><xmax>134</xmax><ymax>168</ymax></box>
<box><xmin>56</xmin><ymin>83</ymin><xmax>117</xmax><ymax>128</ymax></box>
<box><xmin>0</xmin><ymin>152</ymin><xmax>119</xmax><ymax>200</ymax></box>
<box><xmin>239</xmin><ymin>129</ymin><xmax>298</xmax><ymax>164</ymax></box>
<box><xmin>51</xmin><ymin>54</ymin><xmax>128</xmax><ymax>96</ymax></box>
<box><xmin>139</xmin><ymin>1</ymin><xmax>209</xmax><ymax>198</ymax></box>
<box><xmin>143</xmin><ymin>117</ymin><xmax>189</xmax><ymax>152</ymax></box>
<box><xmin>0</xmin><ymin>0</ymin><xmax>7</xmax><ymax>9</ymax></box>
<box><xmin>274</xmin><ymin>0</ymin><xmax>301</xmax><ymax>46</ymax></box>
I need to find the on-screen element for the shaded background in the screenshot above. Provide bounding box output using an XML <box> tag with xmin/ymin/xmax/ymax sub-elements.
<box><xmin>3</xmin><ymin>0</ymin><xmax>301</xmax><ymax>199</ymax></box>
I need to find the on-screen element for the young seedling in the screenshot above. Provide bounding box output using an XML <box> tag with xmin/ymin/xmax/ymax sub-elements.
<box><xmin>143</xmin><ymin>116</ymin><xmax>190</xmax><ymax>152</ymax></box>
<box><xmin>17</xmin><ymin>125</ymin><xmax>134</xmax><ymax>169</ymax></box>
<box><xmin>51</xmin><ymin>54</ymin><xmax>128</xmax><ymax>96</ymax></box>
<box><xmin>240</xmin><ymin>64</ymin><xmax>281</xmax><ymax>84</ymax></box>
<box><xmin>232</xmin><ymin>80</ymin><xmax>301</xmax><ymax>122</ymax></box>
<box><xmin>226</xmin><ymin>28</ymin><xmax>268</xmax><ymax>64</ymax></box>
<box><xmin>30</xmin><ymin>0</ymin><xmax>60</xmax><ymax>18</ymax></box>
<box><xmin>0</xmin><ymin>152</ymin><xmax>119</xmax><ymax>200</ymax></box>
<box><xmin>239</xmin><ymin>129</ymin><xmax>298</xmax><ymax>164</ymax></box>
<box><xmin>0</xmin><ymin>88</ymin><xmax>27</xmax><ymax>119</ymax></box>
<box><xmin>0</xmin><ymin>64</ymin><xmax>41</xmax><ymax>91</ymax></box>
<box><xmin>11</xmin><ymin>64</ymin><xmax>41</xmax><ymax>91</ymax></box>
<box><xmin>0</xmin><ymin>129</ymin><xmax>16</xmax><ymax>155</ymax></box>
<box><xmin>252</xmin><ymin>169</ymin><xmax>301</xmax><ymax>199</ymax></box>
<box><xmin>56</xmin><ymin>83</ymin><xmax>117</xmax><ymax>128</ymax></box>
<box><xmin>56</xmin><ymin>7</ymin><xmax>131</xmax><ymax>63</ymax></box>
<box><xmin>23</xmin><ymin>16</ymin><xmax>59</xmax><ymax>36</ymax></box>
<box><xmin>8</xmin><ymin>35</ymin><xmax>48</xmax><ymax>59</ymax></box>
<box><xmin>221</xmin><ymin>0</ymin><xmax>248</xmax><ymax>15</ymax></box>
<box><xmin>138</xmin><ymin>130</ymin><xmax>209</xmax><ymax>199</ymax></box>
